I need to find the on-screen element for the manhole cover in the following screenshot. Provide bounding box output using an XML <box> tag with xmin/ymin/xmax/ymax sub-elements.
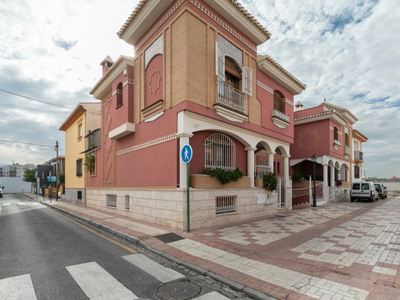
<box><xmin>156</xmin><ymin>280</ymin><xmax>201</xmax><ymax>300</ymax></box>
<box><xmin>155</xmin><ymin>233</ymin><xmax>185</xmax><ymax>244</ymax></box>
<box><xmin>275</xmin><ymin>214</ymin><xmax>286</xmax><ymax>218</ymax></box>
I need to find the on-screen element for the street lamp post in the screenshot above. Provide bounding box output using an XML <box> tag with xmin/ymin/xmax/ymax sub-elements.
<box><xmin>311</xmin><ymin>153</ymin><xmax>317</xmax><ymax>207</ymax></box>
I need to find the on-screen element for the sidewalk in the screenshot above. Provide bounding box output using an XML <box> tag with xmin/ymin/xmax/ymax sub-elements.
<box><xmin>24</xmin><ymin>193</ymin><xmax>400</xmax><ymax>300</ymax></box>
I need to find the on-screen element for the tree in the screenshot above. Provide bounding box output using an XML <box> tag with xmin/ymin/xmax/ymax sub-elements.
<box><xmin>23</xmin><ymin>168</ymin><xmax>36</xmax><ymax>183</ymax></box>
<box><xmin>58</xmin><ymin>172</ymin><xmax>65</xmax><ymax>185</ymax></box>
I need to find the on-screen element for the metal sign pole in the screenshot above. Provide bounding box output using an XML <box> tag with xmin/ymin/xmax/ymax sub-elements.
<box><xmin>187</xmin><ymin>163</ymin><xmax>190</xmax><ymax>233</ymax></box>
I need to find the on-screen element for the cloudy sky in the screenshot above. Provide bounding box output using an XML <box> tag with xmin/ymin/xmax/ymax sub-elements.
<box><xmin>0</xmin><ymin>0</ymin><xmax>399</xmax><ymax>179</ymax></box>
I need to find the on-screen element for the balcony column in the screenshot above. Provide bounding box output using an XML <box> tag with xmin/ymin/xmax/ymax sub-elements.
<box><xmin>267</xmin><ymin>151</ymin><xmax>275</xmax><ymax>173</ymax></box>
<box><xmin>330</xmin><ymin>165</ymin><xmax>335</xmax><ymax>187</ymax></box>
<box><xmin>323</xmin><ymin>164</ymin><xmax>328</xmax><ymax>187</ymax></box>
<box><xmin>245</xmin><ymin>147</ymin><xmax>257</xmax><ymax>187</ymax></box>
<box><xmin>177</xmin><ymin>133</ymin><xmax>193</xmax><ymax>189</ymax></box>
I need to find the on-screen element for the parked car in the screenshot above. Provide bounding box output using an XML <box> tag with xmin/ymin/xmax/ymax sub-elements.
<box><xmin>0</xmin><ymin>185</ymin><xmax>3</xmax><ymax>198</ymax></box>
<box><xmin>374</xmin><ymin>183</ymin><xmax>387</xmax><ymax>199</ymax></box>
<box><xmin>351</xmin><ymin>182</ymin><xmax>378</xmax><ymax>202</ymax></box>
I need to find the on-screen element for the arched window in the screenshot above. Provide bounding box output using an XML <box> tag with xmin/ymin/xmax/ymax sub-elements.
<box><xmin>116</xmin><ymin>82</ymin><xmax>123</xmax><ymax>108</ymax></box>
<box><xmin>274</xmin><ymin>91</ymin><xmax>285</xmax><ymax>113</ymax></box>
<box><xmin>205</xmin><ymin>133</ymin><xmax>236</xmax><ymax>170</ymax></box>
<box><xmin>334</xmin><ymin>127</ymin><xmax>339</xmax><ymax>141</ymax></box>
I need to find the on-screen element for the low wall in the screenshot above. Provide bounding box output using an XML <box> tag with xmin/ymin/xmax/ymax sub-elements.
<box><xmin>86</xmin><ymin>187</ymin><xmax>279</xmax><ymax>230</ymax></box>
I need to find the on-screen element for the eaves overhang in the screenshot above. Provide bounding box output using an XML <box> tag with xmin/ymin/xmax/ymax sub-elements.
<box><xmin>59</xmin><ymin>104</ymin><xmax>86</xmax><ymax>131</ymax></box>
<box><xmin>353</xmin><ymin>129</ymin><xmax>368</xmax><ymax>142</ymax></box>
<box><xmin>118</xmin><ymin>0</ymin><xmax>271</xmax><ymax>47</ymax></box>
<box><xmin>117</xmin><ymin>0</ymin><xmax>174</xmax><ymax>46</ymax></box>
<box><xmin>294</xmin><ymin>110</ymin><xmax>347</xmax><ymax>127</ymax></box>
<box><xmin>257</xmin><ymin>55</ymin><xmax>306</xmax><ymax>95</ymax></box>
<box><xmin>204</xmin><ymin>0</ymin><xmax>271</xmax><ymax>45</ymax></box>
<box><xmin>90</xmin><ymin>55</ymin><xmax>134</xmax><ymax>100</ymax></box>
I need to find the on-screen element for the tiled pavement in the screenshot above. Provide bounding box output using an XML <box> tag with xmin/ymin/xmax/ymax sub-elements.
<box><xmin>23</xmin><ymin>193</ymin><xmax>400</xmax><ymax>300</ymax></box>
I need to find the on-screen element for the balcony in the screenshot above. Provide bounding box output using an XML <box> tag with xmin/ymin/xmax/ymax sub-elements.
<box><xmin>215</xmin><ymin>80</ymin><xmax>247</xmax><ymax>122</ymax></box>
<box><xmin>354</xmin><ymin>151</ymin><xmax>363</xmax><ymax>162</ymax></box>
<box><xmin>333</xmin><ymin>139</ymin><xmax>341</xmax><ymax>150</ymax></box>
<box><xmin>272</xmin><ymin>109</ymin><xmax>290</xmax><ymax>128</ymax></box>
<box><xmin>344</xmin><ymin>145</ymin><xmax>351</xmax><ymax>159</ymax></box>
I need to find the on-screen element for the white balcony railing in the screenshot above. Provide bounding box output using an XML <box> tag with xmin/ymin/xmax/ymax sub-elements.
<box><xmin>334</xmin><ymin>139</ymin><xmax>341</xmax><ymax>146</ymax></box>
<box><xmin>345</xmin><ymin>145</ymin><xmax>351</xmax><ymax>156</ymax></box>
<box><xmin>255</xmin><ymin>165</ymin><xmax>272</xmax><ymax>178</ymax></box>
<box><xmin>272</xmin><ymin>109</ymin><xmax>290</xmax><ymax>123</ymax></box>
<box><xmin>216</xmin><ymin>80</ymin><xmax>247</xmax><ymax>114</ymax></box>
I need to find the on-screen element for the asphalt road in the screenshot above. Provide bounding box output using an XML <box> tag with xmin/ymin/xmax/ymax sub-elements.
<box><xmin>0</xmin><ymin>194</ymin><xmax>248</xmax><ymax>300</ymax></box>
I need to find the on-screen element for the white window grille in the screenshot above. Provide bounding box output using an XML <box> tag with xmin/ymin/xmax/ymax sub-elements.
<box><xmin>106</xmin><ymin>194</ymin><xmax>117</xmax><ymax>208</ymax></box>
<box><xmin>216</xmin><ymin>196</ymin><xmax>236</xmax><ymax>214</ymax></box>
<box><xmin>205</xmin><ymin>133</ymin><xmax>236</xmax><ymax>170</ymax></box>
<box><xmin>125</xmin><ymin>195</ymin><xmax>130</xmax><ymax>210</ymax></box>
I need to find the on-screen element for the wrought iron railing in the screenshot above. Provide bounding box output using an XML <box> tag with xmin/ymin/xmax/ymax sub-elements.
<box><xmin>216</xmin><ymin>79</ymin><xmax>247</xmax><ymax>114</ymax></box>
<box><xmin>216</xmin><ymin>196</ymin><xmax>236</xmax><ymax>214</ymax></box>
<box><xmin>255</xmin><ymin>165</ymin><xmax>272</xmax><ymax>178</ymax></box>
<box><xmin>345</xmin><ymin>145</ymin><xmax>351</xmax><ymax>156</ymax></box>
<box><xmin>354</xmin><ymin>151</ymin><xmax>363</xmax><ymax>161</ymax></box>
<box><xmin>272</xmin><ymin>109</ymin><xmax>290</xmax><ymax>123</ymax></box>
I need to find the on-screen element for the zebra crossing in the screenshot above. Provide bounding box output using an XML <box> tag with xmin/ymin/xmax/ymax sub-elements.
<box><xmin>0</xmin><ymin>202</ymin><xmax>41</xmax><ymax>206</ymax></box>
<box><xmin>0</xmin><ymin>253</ymin><xmax>231</xmax><ymax>300</ymax></box>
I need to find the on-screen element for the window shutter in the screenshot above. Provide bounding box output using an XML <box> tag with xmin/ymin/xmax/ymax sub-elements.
<box><xmin>216</xmin><ymin>42</ymin><xmax>225</xmax><ymax>81</ymax></box>
<box><xmin>243</xmin><ymin>67</ymin><xmax>252</xmax><ymax>96</ymax></box>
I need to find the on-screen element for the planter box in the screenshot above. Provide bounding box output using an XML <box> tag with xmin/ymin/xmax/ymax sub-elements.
<box><xmin>255</xmin><ymin>178</ymin><xmax>263</xmax><ymax>188</ymax></box>
<box><xmin>190</xmin><ymin>174</ymin><xmax>251</xmax><ymax>189</ymax></box>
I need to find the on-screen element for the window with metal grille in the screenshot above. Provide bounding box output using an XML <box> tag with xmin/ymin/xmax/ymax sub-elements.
<box><xmin>205</xmin><ymin>133</ymin><xmax>236</xmax><ymax>170</ymax></box>
<box><xmin>76</xmin><ymin>159</ymin><xmax>82</xmax><ymax>177</ymax></box>
<box><xmin>216</xmin><ymin>196</ymin><xmax>236</xmax><ymax>214</ymax></box>
<box><xmin>77</xmin><ymin>191</ymin><xmax>82</xmax><ymax>200</ymax></box>
<box><xmin>125</xmin><ymin>195</ymin><xmax>130</xmax><ymax>210</ymax></box>
<box><xmin>106</xmin><ymin>194</ymin><xmax>117</xmax><ymax>207</ymax></box>
<box><xmin>354</xmin><ymin>165</ymin><xmax>360</xmax><ymax>178</ymax></box>
<box><xmin>116</xmin><ymin>82</ymin><xmax>123</xmax><ymax>108</ymax></box>
<box><xmin>274</xmin><ymin>91</ymin><xmax>285</xmax><ymax>113</ymax></box>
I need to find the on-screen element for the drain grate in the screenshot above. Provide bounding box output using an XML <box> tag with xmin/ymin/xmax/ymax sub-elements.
<box><xmin>156</xmin><ymin>280</ymin><xmax>201</xmax><ymax>300</ymax></box>
<box><xmin>155</xmin><ymin>233</ymin><xmax>185</xmax><ymax>244</ymax></box>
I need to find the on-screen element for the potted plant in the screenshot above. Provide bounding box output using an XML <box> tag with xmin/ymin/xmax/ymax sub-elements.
<box><xmin>263</xmin><ymin>172</ymin><xmax>278</xmax><ymax>192</ymax></box>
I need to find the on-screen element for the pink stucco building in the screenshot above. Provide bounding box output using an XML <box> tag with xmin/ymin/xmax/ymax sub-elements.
<box><xmin>87</xmin><ymin>0</ymin><xmax>306</xmax><ymax>230</ymax></box>
<box><xmin>290</xmin><ymin>100</ymin><xmax>368</xmax><ymax>208</ymax></box>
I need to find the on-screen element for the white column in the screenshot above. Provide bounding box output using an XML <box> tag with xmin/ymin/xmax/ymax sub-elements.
<box><xmin>330</xmin><ymin>165</ymin><xmax>335</xmax><ymax>187</ymax></box>
<box><xmin>323</xmin><ymin>163</ymin><xmax>329</xmax><ymax>202</ymax></box>
<box><xmin>323</xmin><ymin>164</ymin><xmax>328</xmax><ymax>187</ymax></box>
<box><xmin>245</xmin><ymin>147</ymin><xmax>257</xmax><ymax>188</ymax></box>
<box><xmin>267</xmin><ymin>151</ymin><xmax>275</xmax><ymax>173</ymax></box>
<box><xmin>346</xmin><ymin>168</ymin><xmax>350</xmax><ymax>183</ymax></box>
<box><xmin>177</xmin><ymin>133</ymin><xmax>193</xmax><ymax>189</ymax></box>
<box><xmin>283</xmin><ymin>155</ymin><xmax>290</xmax><ymax>181</ymax></box>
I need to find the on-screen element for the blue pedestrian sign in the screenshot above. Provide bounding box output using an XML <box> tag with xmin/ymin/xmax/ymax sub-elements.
<box><xmin>181</xmin><ymin>145</ymin><xmax>193</xmax><ymax>163</ymax></box>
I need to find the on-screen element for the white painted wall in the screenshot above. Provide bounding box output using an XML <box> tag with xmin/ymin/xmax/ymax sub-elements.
<box><xmin>0</xmin><ymin>177</ymin><xmax>32</xmax><ymax>193</ymax></box>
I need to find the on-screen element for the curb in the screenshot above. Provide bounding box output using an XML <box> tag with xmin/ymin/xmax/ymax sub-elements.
<box><xmin>23</xmin><ymin>194</ymin><xmax>276</xmax><ymax>300</ymax></box>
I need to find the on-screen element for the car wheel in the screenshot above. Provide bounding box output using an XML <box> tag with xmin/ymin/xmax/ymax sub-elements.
<box><xmin>351</xmin><ymin>197</ymin><xmax>355</xmax><ymax>202</ymax></box>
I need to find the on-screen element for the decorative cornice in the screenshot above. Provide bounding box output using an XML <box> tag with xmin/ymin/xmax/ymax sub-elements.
<box><xmin>117</xmin><ymin>134</ymin><xmax>177</xmax><ymax>156</ymax></box>
<box><xmin>257</xmin><ymin>80</ymin><xmax>273</xmax><ymax>94</ymax></box>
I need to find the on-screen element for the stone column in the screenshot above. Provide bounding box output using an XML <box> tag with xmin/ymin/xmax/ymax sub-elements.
<box><xmin>330</xmin><ymin>165</ymin><xmax>335</xmax><ymax>187</ymax></box>
<box><xmin>245</xmin><ymin>147</ymin><xmax>257</xmax><ymax>188</ymax></box>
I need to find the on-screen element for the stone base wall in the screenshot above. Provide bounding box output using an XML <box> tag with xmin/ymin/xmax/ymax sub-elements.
<box><xmin>86</xmin><ymin>187</ymin><xmax>280</xmax><ymax>230</ymax></box>
<box><xmin>63</xmin><ymin>188</ymin><xmax>85</xmax><ymax>205</ymax></box>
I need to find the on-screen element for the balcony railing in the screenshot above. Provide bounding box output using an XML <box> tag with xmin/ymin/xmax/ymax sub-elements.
<box><xmin>345</xmin><ymin>145</ymin><xmax>351</xmax><ymax>156</ymax></box>
<box><xmin>255</xmin><ymin>165</ymin><xmax>272</xmax><ymax>178</ymax></box>
<box><xmin>272</xmin><ymin>109</ymin><xmax>290</xmax><ymax>123</ymax></box>
<box><xmin>354</xmin><ymin>151</ymin><xmax>363</xmax><ymax>161</ymax></box>
<box><xmin>216</xmin><ymin>79</ymin><xmax>247</xmax><ymax>114</ymax></box>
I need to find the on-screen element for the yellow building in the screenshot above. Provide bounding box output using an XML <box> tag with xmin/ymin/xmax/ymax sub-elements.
<box><xmin>59</xmin><ymin>103</ymin><xmax>101</xmax><ymax>204</ymax></box>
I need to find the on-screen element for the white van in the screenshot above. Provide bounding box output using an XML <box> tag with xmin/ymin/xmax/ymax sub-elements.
<box><xmin>351</xmin><ymin>182</ymin><xmax>378</xmax><ymax>202</ymax></box>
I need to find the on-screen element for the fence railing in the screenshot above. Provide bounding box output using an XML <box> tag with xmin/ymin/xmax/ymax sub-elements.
<box><xmin>216</xmin><ymin>79</ymin><xmax>247</xmax><ymax>114</ymax></box>
<box><xmin>255</xmin><ymin>165</ymin><xmax>272</xmax><ymax>178</ymax></box>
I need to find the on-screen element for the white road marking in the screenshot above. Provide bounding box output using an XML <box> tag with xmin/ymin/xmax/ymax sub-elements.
<box><xmin>2</xmin><ymin>203</ymin><xmax>10</xmax><ymax>206</ymax></box>
<box><xmin>0</xmin><ymin>274</ymin><xmax>37</xmax><ymax>300</ymax></box>
<box><xmin>123</xmin><ymin>253</ymin><xmax>185</xmax><ymax>283</ymax></box>
<box><xmin>66</xmin><ymin>261</ymin><xmax>138</xmax><ymax>300</ymax></box>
